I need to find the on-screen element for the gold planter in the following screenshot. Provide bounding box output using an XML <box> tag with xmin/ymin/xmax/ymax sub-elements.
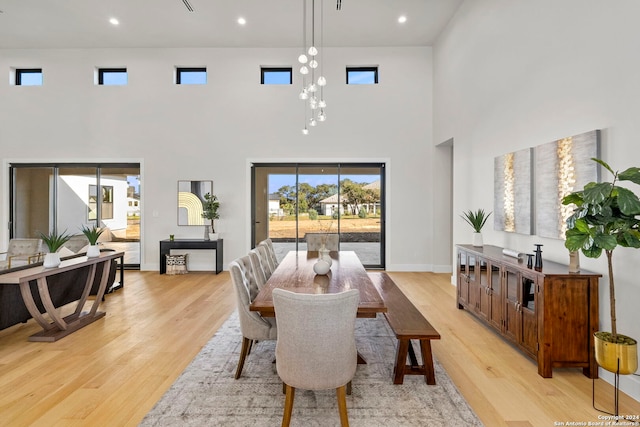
<box><xmin>594</xmin><ymin>332</ymin><xmax>638</xmax><ymax>375</ymax></box>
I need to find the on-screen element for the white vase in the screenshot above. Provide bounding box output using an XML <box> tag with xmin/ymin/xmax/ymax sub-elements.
<box><xmin>313</xmin><ymin>259</ymin><xmax>331</xmax><ymax>275</ymax></box>
<box><xmin>86</xmin><ymin>245</ymin><xmax>100</xmax><ymax>258</ymax></box>
<box><xmin>43</xmin><ymin>253</ymin><xmax>61</xmax><ymax>268</ymax></box>
<box><xmin>472</xmin><ymin>232</ymin><xmax>483</xmax><ymax>247</ymax></box>
<box><xmin>208</xmin><ymin>233</ymin><xmax>219</xmax><ymax>241</ymax></box>
<box><xmin>319</xmin><ymin>248</ymin><xmax>332</xmax><ymax>266</ymax></box>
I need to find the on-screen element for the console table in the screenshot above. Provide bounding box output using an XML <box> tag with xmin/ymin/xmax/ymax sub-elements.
<box><xmin>0</xmin><ymin>251</ymin><xmax>124</xmax><ymax>342</ymax></box>
<box><xmin>159</xmin><ymin>239</ymin><xmax>223</xmax><ymax>274</ymax></box>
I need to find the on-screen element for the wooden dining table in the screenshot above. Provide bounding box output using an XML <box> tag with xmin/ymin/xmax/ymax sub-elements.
<box><xmin>250</xmin><ymin>250</ymin><xmax>387</xmax><ymax>318</ymax></box>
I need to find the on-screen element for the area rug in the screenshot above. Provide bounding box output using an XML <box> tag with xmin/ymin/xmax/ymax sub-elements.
<box><xmin>140</xmin><ymin>312</ymin><xmax>484</xmax><ymax>427</ymax></box>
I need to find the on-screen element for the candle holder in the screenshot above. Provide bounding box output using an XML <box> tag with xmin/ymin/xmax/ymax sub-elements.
<box><xmin>534</xmin><ymin>244</ymin><xmax>543</xmax><ymax>271</ymax></box>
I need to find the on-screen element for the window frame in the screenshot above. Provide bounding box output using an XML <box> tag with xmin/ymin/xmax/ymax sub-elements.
<box><xmin>98</xmin><ymin>67</ymin><xmax>128</xmax><ymax>85</ymax></box>
<box><xmin>176</xmin><ymin>67</ymin><xmax>207</xmax><ymax>85</ymax></box>
<box><xmin>346</xmin><ymin>66</ymin><xmax>379</xmax><ymax>85</ymax></box>
<box><xmin>261</xmin><ymin>67</ymin><xmax>293</xmax><ymax>85</ymax></box>
<box><xmin>16</xmin><ymin>68</ymin><xmax>43</xmax><ymax>86</ymax></box>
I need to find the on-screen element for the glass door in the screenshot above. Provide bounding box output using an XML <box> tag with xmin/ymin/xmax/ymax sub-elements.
<box><xmin>10</xmin><ymin>163</ymin><xmax>141</xmax><ymax>268</ymax></box>
<box><xmin>252</xmin><ymin>163</ymin><xmax>384</xmax><ymax>268</ymax></box>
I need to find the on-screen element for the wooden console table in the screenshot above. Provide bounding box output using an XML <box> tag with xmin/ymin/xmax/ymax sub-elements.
<box><xmin>0</xmin><ymin>251</ymin><xmax>123</xmax><ymax>342</ymax></box>
<box><xmin>159</xmin><ymin>239</ymin><xmax>223</xmax><ymax>274</ymax></box>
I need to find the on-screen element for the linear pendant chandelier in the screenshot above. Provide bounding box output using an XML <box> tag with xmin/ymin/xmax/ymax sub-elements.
<box><xmin>298</xmin><ymin>0</ymin><xmax>327</xmax><ymax>135</ymax></box>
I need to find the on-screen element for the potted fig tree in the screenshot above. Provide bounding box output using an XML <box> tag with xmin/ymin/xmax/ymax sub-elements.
<box><xmin>562</xmin><ymin>158</ymin><xmax>640</xmax><ymax>374</ymax></box>
<box><xmin>201</xmin><ymin>192</ymin><xmax>220</xmax><ymax>241</ymax></box>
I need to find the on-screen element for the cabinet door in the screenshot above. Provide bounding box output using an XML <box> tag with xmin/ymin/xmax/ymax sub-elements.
<box><xmin>477</xmin><ymin>257</ymin><xmax>491</xmax><ymax>320</ymax></box>
<box><xmin>488</xmin><ymin>263</ymin><xmax>502</xmax><ymax>331</ymax></box>
<box><xmin>503</xmin><ymin>266</ymin><xmax>519</xmax><ymax>343</ymax></box>
<box><xmin>457</xmin><ymin>251</ymin><xmax>469</xmax><ymax>308</ymax></box>
<box><xmin>467</xmin><ymin>253</ymin><xmax>479</xmax><ymax>311</ymax></box>
<box><xmin>519</xmin><ymin>273</ymin><xmax>538</xmax><ymax>357</ymax></box>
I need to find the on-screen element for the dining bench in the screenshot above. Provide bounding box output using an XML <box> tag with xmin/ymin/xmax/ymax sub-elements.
<box><xmin>369</xmin><ymin>272</ymin><xmax>441</xmax><ymax>385</ymax></box>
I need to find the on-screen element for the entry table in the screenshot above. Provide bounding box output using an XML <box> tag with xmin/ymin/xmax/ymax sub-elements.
<box><xmin>159</xmin><ymin>239</ymin><xmax>223</xmax><ymax>274</ymax></box>
<box><xmin>0</xmin><ymin>251</ymin><xmax>123</xmax><ymax>342</ymax></box>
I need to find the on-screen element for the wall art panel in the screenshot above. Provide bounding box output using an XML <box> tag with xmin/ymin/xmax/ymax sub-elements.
<box><xmin>494</xmin><ymin>148</ymin><xmax>533</xmax><ymax>234</ymax></box>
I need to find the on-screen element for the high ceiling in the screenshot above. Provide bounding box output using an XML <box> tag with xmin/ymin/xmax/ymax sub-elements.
<box><xmin>0</xmin><ymin>0</ymin><xmax>463</xmax><ymax>49</ymax></box>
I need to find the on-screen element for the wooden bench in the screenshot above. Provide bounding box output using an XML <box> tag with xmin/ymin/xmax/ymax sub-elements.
<box><xmin>369</xmin><ymin>272</ymin><xmax>441</xmax><ymax>385</ymax></box>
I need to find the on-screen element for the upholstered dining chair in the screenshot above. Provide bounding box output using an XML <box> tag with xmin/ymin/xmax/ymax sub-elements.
<box><xmin>229</xmin><ymin>255</ymin><xmax>278</xmax><ymax>379</ymax></box>
<box><xmin>258</xmin><ymin>238</ymin><xmax>279</xmax><ymax>269</ymax></box>
<box><xmin>248</xmin><ymin>248</ymin><xmax>269</xmax><ymax>290</ymax></box>
<box><xmin>305</xmin><ymin>233</ymin><xmax>339</xmax><ymax>251</ymax></box>
<box><xmin>272</xmin><ymin>288</ymin><xmax>360</xmax><ymax>427</ymax></box>
<box><xmin>253</xmin><ymin>244</ymin><xmax>275</xmax><ymax>279</ymax></box>
<box><xmin>0</xmin><ymin>238</ymin><xmax>43</xmax><ymax>270</ymax></box>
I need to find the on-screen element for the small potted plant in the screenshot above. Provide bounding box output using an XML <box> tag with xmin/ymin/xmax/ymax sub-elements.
<box><xmin>563</xmin><ymin>158</ymin><xmax>640</xmax><ymax>374</ymax></box>
<box><xmin>40</xmin><ymin>230</ymin><xmax>72</xmax><ymax>268</ymax></box>
<box><xmin>201</xmin><ymin>192</ymin><xmax>220</xmax><ymax>240</ymax></box>
<box><xmin>80</xmin><ymin>225</ymin><xmax>105</xmax><ymax>257</ymax></box>
<box><xmin>461</xmin><ymin>209</ymin><xmax>492</xmax><ymax>247</ymax></box>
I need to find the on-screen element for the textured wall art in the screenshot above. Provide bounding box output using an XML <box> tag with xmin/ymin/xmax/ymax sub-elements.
<box><xmin>494</xmin><ymin>148</ymin><xmax>533</xmax><ymax>234</ymax></box>
<box><xmin>535</xmin><ymin>130</ymin><xmax>600</xmax><ymax>239</ymax></box>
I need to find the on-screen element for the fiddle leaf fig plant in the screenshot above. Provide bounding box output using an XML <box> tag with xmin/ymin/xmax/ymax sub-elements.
<box><xmin>201</xmin><ymin>192</ymin><xmax>220</xmax><ymax>233</ymax></box>
<box><xmin>562</xmin><ymin>158</ymin><xmax>640</xmax><ymax>342</ymax></box>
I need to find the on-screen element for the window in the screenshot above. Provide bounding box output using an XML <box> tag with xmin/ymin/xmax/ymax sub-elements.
<box><xmin>177</xmin><ymin>67</ymin><xmax>207</xmax><ymax>84</ymax></box>
<box><xmin>98</xmin><ymin>68</ymin><xmax>128</xmax><ymax>85</ymax></box>
<box><xmin>346</xmin><ymin>67</ymin><xmax>378</xmax><ymax>84</ymax></box>
<box><xmin>16</xmin><ymin>68</ymin><xmax>43</xmax><ymax>86</ymax></box>
<box><xmin>261</xmin><ymin>67</ymin><xmax>292</xmax><ymax>85</ymax></box>
<box><xmin>89</xmin><ymin>185</ymin><xmax>114</xmax><ymax>220</ymax></box>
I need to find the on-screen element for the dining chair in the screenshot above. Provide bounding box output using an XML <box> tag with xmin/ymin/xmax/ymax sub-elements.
<box><xmin>248</xmin><ymin>248</ymin><xmax>268</xmax><ymax>290</ymax></box>
<box><xmin>229</xmin><ymin>255</ymin><xmax>278</xmax><ymax>379</ymax></box>
<box><xmin>272</xmin><ymin>288</ymin><xmax>360</xmax><ymax>427</ymax></box>
<box><xmin>258</xmin><ymin>238</ymin><xmax>280</xmax><ymax>268</ymax></box>
<box><xmin>254</xmin><ymin>244</ymin><xmax>275</xmax><ymax>278</ymax></box>
<box><xmin>305</xmin><ymin>233</ymin><xmax>339</xmax><ymax>251</ymax></box>
<box><xmin>0</xmin><ymin>238</ymin><xmax>43</xmax><ymax>270</ymax></box>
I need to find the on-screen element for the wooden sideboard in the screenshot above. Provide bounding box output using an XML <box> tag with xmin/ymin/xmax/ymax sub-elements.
<box><xmin>456</xmin><ymin>244</ymin><xmax>601</xmax><ymax>378</ymax></box>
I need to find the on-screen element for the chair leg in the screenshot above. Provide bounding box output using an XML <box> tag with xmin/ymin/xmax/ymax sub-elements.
<box><xmin>336</xmin><ymin>385</ymin><xmax>350</xmax><ymax>427</ymax></box>
<box><xmin>235</xmin><ymin>337</ymin><xmax>252</xmax><ymax>379</ymax></box>
<box><xmin>346</xmin><ymin>380</ymin><xmax>352</xmax><ymax>396</ymax></box>
<box><xmin>282</xmin><ymin>384</ymin><xmax>295</xmax><ymax>427</ymax></box>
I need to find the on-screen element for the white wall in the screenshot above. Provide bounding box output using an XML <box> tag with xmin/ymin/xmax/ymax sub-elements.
<box><xmin>434</xmin><ymin>0</ymin><xmax>640</xmax><ymax>400</ymax></box>
<box><xmin>0</xmin><ymin>46</ymin><xmax>442</xmax><ymax>272</ymax></box>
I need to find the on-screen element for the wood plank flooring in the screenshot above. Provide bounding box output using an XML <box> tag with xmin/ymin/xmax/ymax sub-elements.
<box><xmin>0</xmin><ymin>271</ymin><xmax>638</xmax><ymax>426</ymax></box>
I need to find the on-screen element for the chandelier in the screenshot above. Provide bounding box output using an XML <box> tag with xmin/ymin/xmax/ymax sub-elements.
<box><xmin>298</xmin><ymin>0</ymin><xmax>327</xmax><ymax>135</ymax></box>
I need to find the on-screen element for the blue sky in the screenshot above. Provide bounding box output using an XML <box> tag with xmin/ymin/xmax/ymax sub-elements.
<box><xmin>268</xmin><ymin>174</ymin><xmax>378</xmax><ymax>193</ymax></box>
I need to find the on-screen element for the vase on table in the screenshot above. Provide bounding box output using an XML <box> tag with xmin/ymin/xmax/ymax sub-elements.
<box><xmin>313</xmin><ymin>259</ymin><xmax>331</xmax><ymax>275</ymax></box>
<box><xmin>86</xmin><ymin>245</ymin><xmax>100</xmax><ymax>258</ymax></box>
<box><xmin>472</xmin><ymin>232</ymin><xmax>483</xmax><ymax>247</ymax></box>
<box><xmin>204</xmin><ymin>225</ymin><xmax>213</xmax><ymax>240</ymax></box>
<box><xmin>43</xmin><ymin>253</ymin><xmax>61</xmax><ymax>268</ymax></box>
<box><xmin>319</xmin><ymin>245</ymin><xmax>332</xmax><ymax>266</ymax></box>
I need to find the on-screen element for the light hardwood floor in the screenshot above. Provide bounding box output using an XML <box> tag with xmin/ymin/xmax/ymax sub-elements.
<box><xmin>0</xmin><ymin>271</ymin><xmax>638</xmax><ymax>426</ymax></box>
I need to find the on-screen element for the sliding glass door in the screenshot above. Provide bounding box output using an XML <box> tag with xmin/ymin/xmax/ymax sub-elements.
<box><xmin>10</xmin><ymin>163</ymin><xmax>141</xmax><ymax>268</ymax></box>
<box><xmin>252</xmin><ymin>163</ymin><xmax>384</xmax><ymax>268</ymax></box>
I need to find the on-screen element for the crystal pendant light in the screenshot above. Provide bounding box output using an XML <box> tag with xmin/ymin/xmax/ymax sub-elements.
<box><xmin>318</xmin><ymin>99</ymin><xmax>326</xmax><ymax>108</ymax></box>
<box><xmin>318</xmin><ymin>110</ymin><xmax>326</xmax><ymax>121</ymax></box>
<box><xmin>309</xmin><ymin>59</ymin><xmax>318</xmax><ymax>69</ymax></box>
<box><xmin>298</xmin><ymin>54</ymin><xmax>308</xmax><ymax>64</ymax></box>
<box><xmin>299</xmin><ymin>89</ymin><xmax>309</xmax><ymax>100</ymax></box>
<box><xmin>308</xmin><ymin>83</ymin><xmax>317</xmax><ymax>92</ymax></box>
<box><xmin>302</xmin><ymin>127</ymin><xmax>309</xmax><ymax>135</ymax></box>
<box><xmin>309</xmin><ymin>117</ymin><xmax>317</xmax><ymax>126</ymax></box>
<box><xmin>308</xmin><ymin>46</ymin><xmax>318</xmax><ymax>56</ymax></box>
<box><xmin>300</xmin><ymin>65</ymin><xmax>309</xmax><ymax>75</ymax></box>
<box><xmin>317</xmin><ymin>76</ymin><xmax>326</xmax><ymax>86</ymax></box>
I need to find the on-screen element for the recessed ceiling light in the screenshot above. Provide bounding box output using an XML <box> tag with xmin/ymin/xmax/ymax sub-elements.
<box><xmin>398</xmin><ymin>16</ymin><xmax>407</xmax><ymax>24</ymax></box>
<box><xmin>237</xmin><ymin>17</ymin><xmax>246</xmax><ymax>25</ymax></box>
<box><xmin>109</xmin><ymin>17</ymin><xmax>120</xmax><ymax>26</ymax></box>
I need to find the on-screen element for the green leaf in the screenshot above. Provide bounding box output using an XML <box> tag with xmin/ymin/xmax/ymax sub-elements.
<box><xmin>592</xmin><ymin>158</ymin><xmax>615</xmax><ymax>175</ymax></box>
<box><xmin>621</xmin><ymin>230</ymin><xmax>640</xmax><ymax>248</ymax></box>
<box><xmin>564</xmin><ymin>228</ymin><xmax>591</xmax><ymax>251</ymax></box>
<box><xmin>583</xmin><ymin>182</ymin><xmax>612</xmax><ymax>204</ymax></box>
<box><xmin>593</xmin><ymin>234</ymin><xmax>617</xmax><ymax>250</ymax></box>
<box><xmin>582</xmin><ymin>244</ymin><xmax>603</xmax><ymax>258</ymax></box>
<box><xmin>562</xmin><ymin>192</ymin><xmax>584</xmax><ymax>206</ymax></box>
<box><xmin>573</xmin><ymin>218</ymin><xmax>590</xmax><ymax>233</ymax></box>
<box><xmin>616</xmin><ymin>186</ymin><xmax>640</xmax><ymax>215</ymax></box>
<box><xmin>618</xmin><ymin>166</ymin><xmax>640</xmax><ymax>185</ymax></box>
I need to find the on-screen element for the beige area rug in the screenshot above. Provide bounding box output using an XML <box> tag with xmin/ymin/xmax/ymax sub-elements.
<box><xmin>140</xmin><ymin>312</ymin><xmax>484</xmax><ymax>427</ymax></box>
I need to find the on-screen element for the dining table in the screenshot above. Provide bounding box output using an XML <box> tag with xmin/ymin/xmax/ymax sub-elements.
<box><xmin>250</xmin><ymin>250</ymin><xmax>387</xmax><ymax>318</ymax></box>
